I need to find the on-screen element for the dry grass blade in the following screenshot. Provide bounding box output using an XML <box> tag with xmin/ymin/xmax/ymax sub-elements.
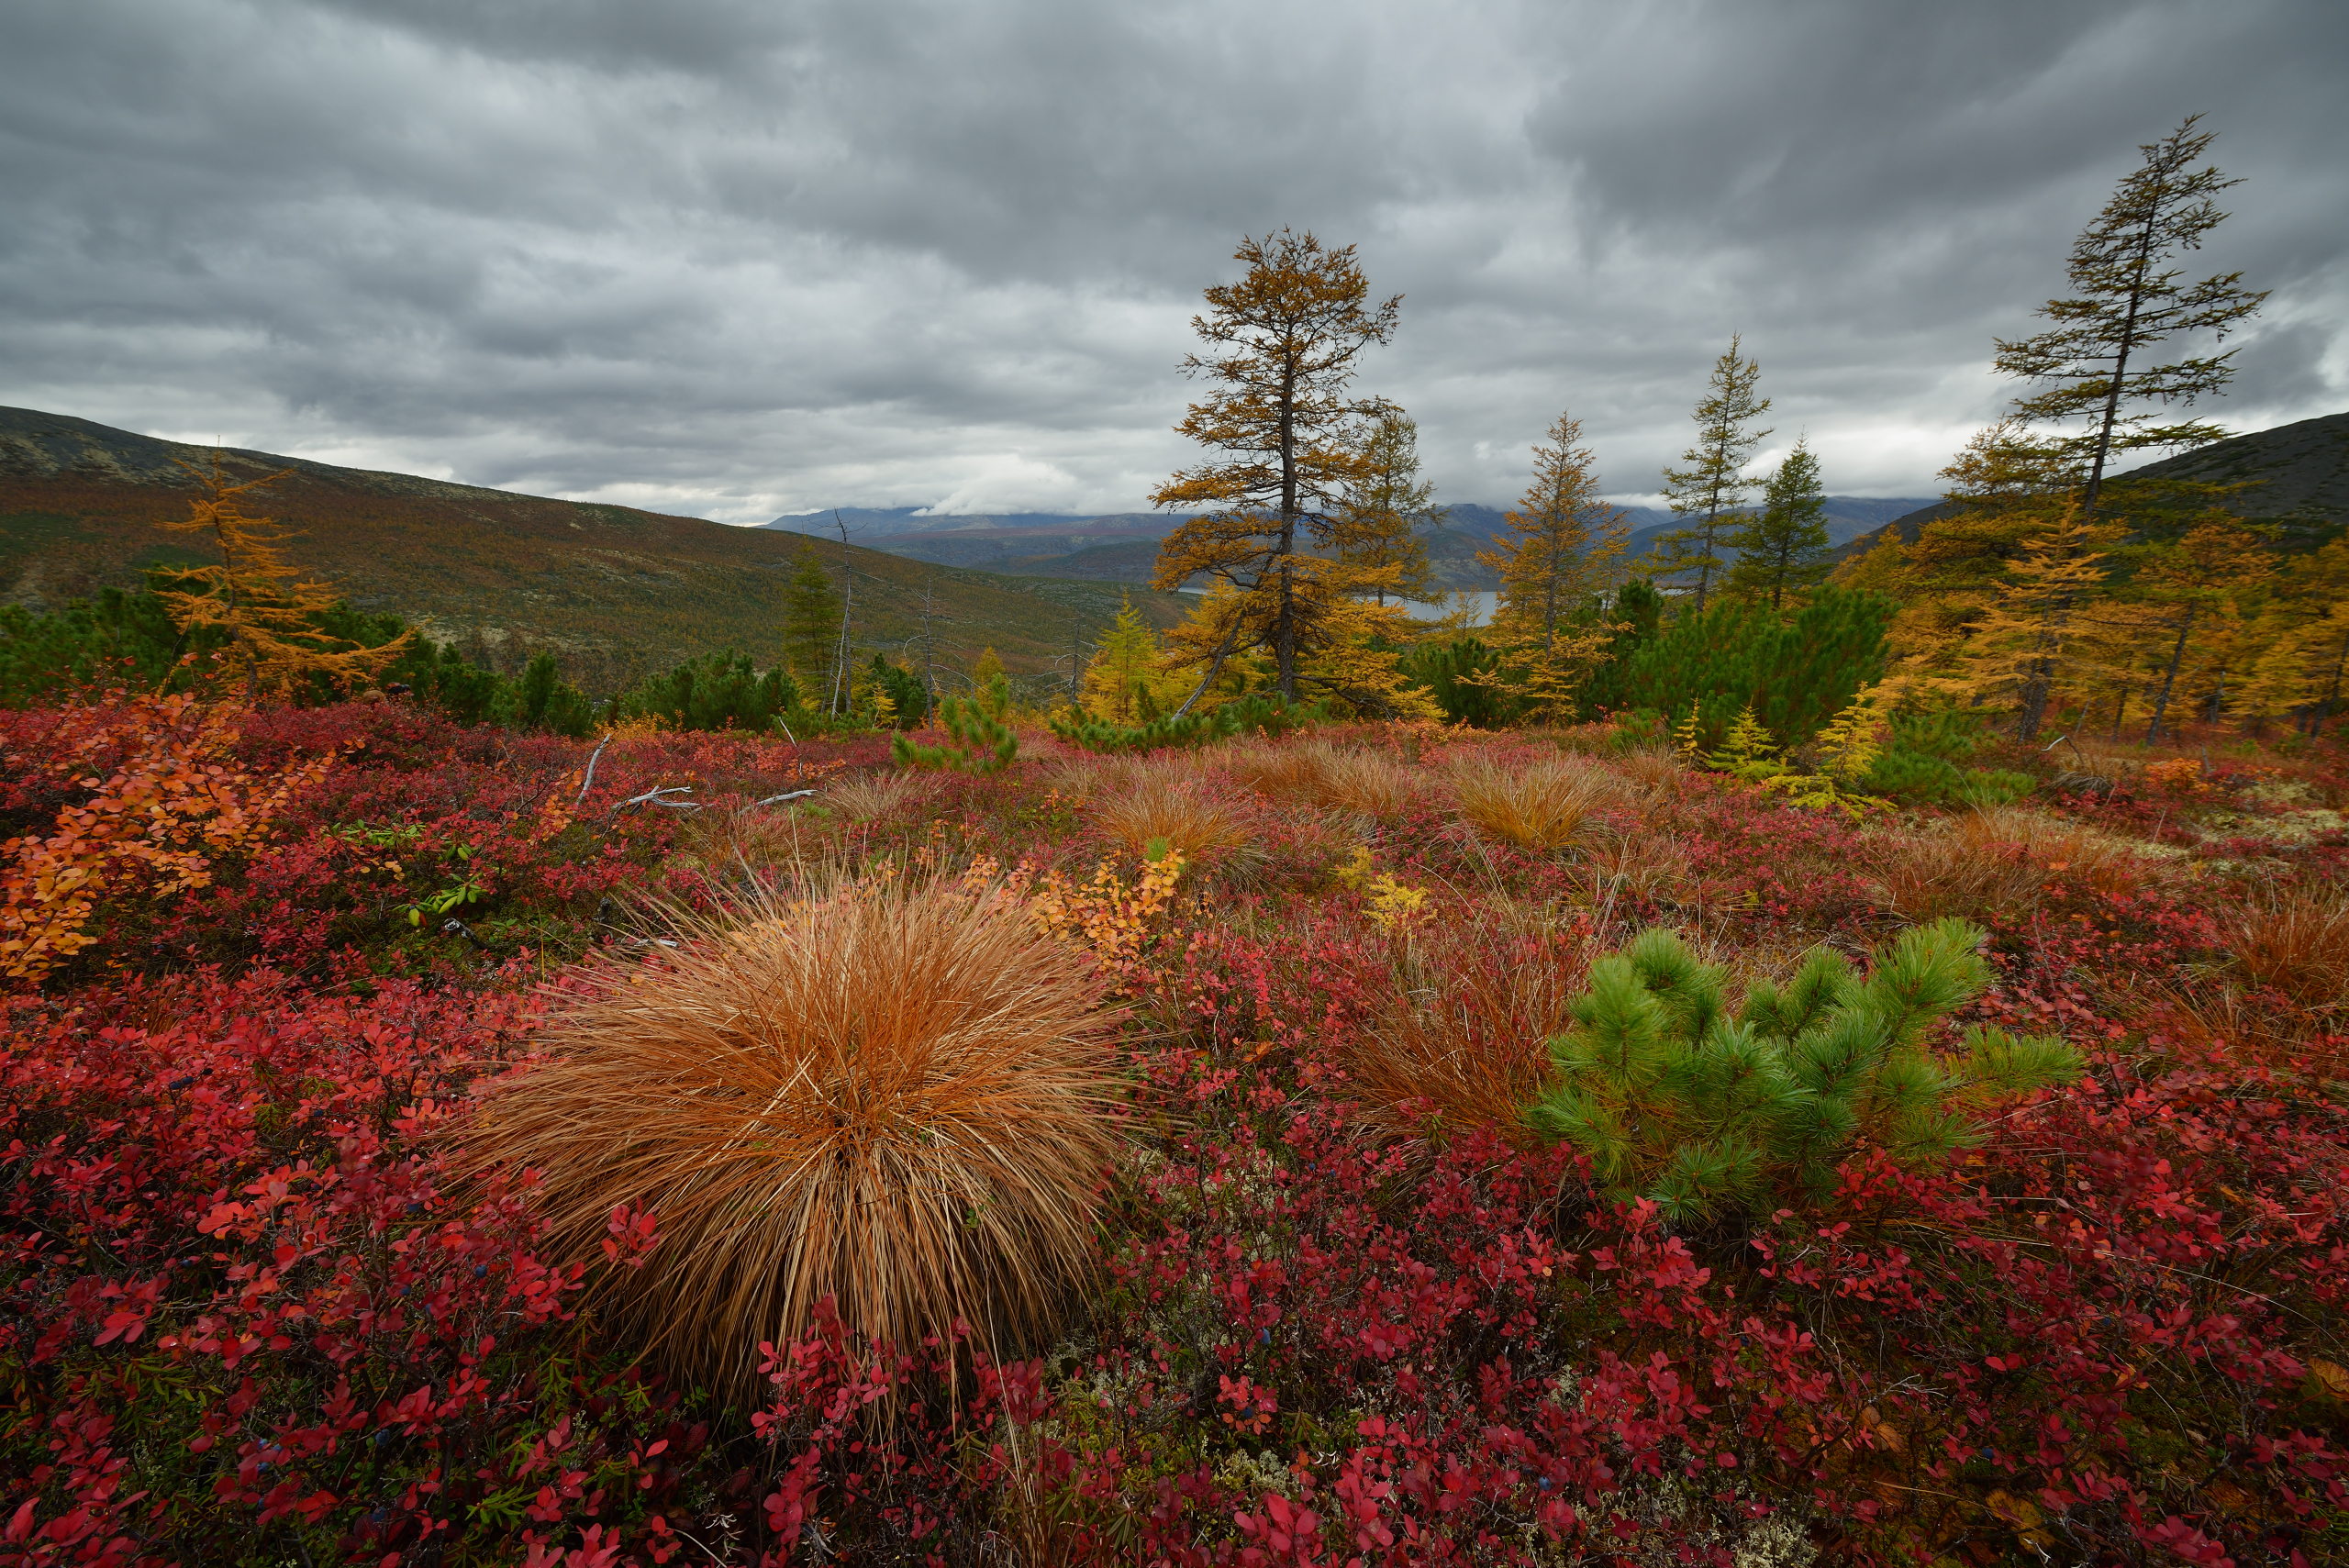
<box><xmin>1092</xmin><ymin>766</ymin><xmax>1252</xmax><ymax>864</ymax></box>
<box><xmin>1449</xmin><ymin>756</ymin><xmax>1619</xmax><ymax>850</ymax></box>
<box><xmin>2229</xmin><ymin>884</ymin><xmax>2349</xmax><ymax>1011</ymax></box>
<box><xmin>457</xmin><ymin>873</ymin><xmax>1125</xmax><ymax>1402</ymax></box>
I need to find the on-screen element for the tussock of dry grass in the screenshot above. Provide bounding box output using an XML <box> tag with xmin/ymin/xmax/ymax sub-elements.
<box><xmin>1448</xmin><ymin>756</ymin><xmax>1620</xmax><ymax>850</ymax></box>
<box><xmin>1583</xmin><ymin>830</ymin><xmax>1691</xmax><ymax>904</ymax></box>
<box><xmin>1349</xmin><ymin>927</ymin><xmax>1598</xmax><ymax>1141</ymax></box>
<box><xmin>2230</xmin><ymin>885</ymin><xmax>2349</xmax><ymax>1010</ymax></box>
<box><xmin>1617</xmin><ymin>751</ymin><xmax>1695</xmax><ymax>798</ymax></box>
<box><xmin>1092</xmin><ymin>767</ymin><xmax>1254</xmax><ymax>863</ymax></box>
<box><xmin>1220</xmin><ymin>739</ymin><xmax>1419</xmax><ymax>817</ymax></box>
<box><xmin>828</xmin><ymin>771</ymin><xmax>930</xmax><ymax>822</ymax></box>
<box><xmin>1870</xmin><ymin>806</ymin><xmax>2138</xmax><ymax>919</ymax></box>
<box><xmin>460</xmin><ymin>874</ymin><xmax>1123</xmax><ymax>1400</ymax></box>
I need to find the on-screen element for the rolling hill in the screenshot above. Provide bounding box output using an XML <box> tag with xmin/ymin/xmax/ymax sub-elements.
<box><xmin>0</xmin><ymin>407</ymin><xmax>1193</xmax><ymax>689</ymax></box>
<box><xmin>1831</xmin><ymin>411</ymin><xmax>2349</xmax><ymax>565</ymax></box>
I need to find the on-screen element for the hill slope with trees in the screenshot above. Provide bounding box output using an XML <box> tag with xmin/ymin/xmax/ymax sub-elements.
<box><xmin>0</xmin><ymin>406</ymin><xmax>1189</xmax><ymax>686</ymax></box>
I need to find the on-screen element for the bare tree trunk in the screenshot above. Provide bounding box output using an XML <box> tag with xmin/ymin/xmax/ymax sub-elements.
<box><xmin>830</xmin><ymin>512</ymin><xmax>854</xmax><ymax>716</ymax></box>
<box><xmin>2143</xmin><ymin>606</ymin><xmax>2194</xmax><ymax>743</ymax></box>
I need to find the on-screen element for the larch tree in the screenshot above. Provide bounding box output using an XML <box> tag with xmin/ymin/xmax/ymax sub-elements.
<box><xmin>1333</xmin><ymin>410</ymin><xmax>1443</xmax><ymax>606</ymax></box>
<box><xmin>2242</xmin><ymin>538</ymin><xmax>2349</xmax><ymax>737</ymax></box>
<box><xmin>1994</xmin><ymin>115</ymin><xmax>2266</xmax><ymax>530</ymax></box>
<box><xmin>1723</xmin><ymin>437</ymin><xmax>1832</xmax><ymax>613</ymax></box>
<box><xmin>780</xmin><ymin>539</ymin><xmax>843</xmax><ymax>700</ymax></box>
<box><xmin>2125</xmin><ymin>517</ymin><xmax>2275</xmax><ymax>742</ymax></box>
<box><xmin>1475</xmin><ymin>412</ymin><xmax>1630</xmax><ymax>718</ymax></box>
<box><xmin>1652</xmin><ymin>337</ymin><xmax>1772</xmax><ymax>610</ymax></box>
<box><xmin>154</xmin><ymin>455</ymin><xmax>409</xmax><ymax>699</ymax></box>
<box><xmin>1081</xmin><ymin>594</ymin><xmax>1179</xmax><ymax>722</ymax></box>
<box><xmin>1151</xmin><ymin>228</ymin><xmax>1402</xmax><ymax>706</ymax></box>
<box><xmin>1954</xmin><ymin>508</ymin><xmax>2133</xmax><ymax>739</ymax></box>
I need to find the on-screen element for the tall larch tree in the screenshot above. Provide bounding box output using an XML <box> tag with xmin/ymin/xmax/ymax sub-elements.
<box><xmin>155</xmin><ymin>455</ymin><xmax>409</xmax><ymax>699</ymax></box>
<box><xmin>1475</xmin><ymin>412</ymin><xmax>1629</xmax><ymax>717</ymax></box>
<box><xmin>1652</xmin><ymin>337</ymin><xmax>1772</xmax><ymax>610</ymax></box>
<box><xmin>1333</xmin><ymin>410</ymin><xmax>1443</xmax><ymax>606</ymax></box>
<box><xmin>781</xmin><ymin>539</ymin><xmax>843</xmax><ymax>701</ymax></box>
<box><xmin>1152</xmin><ymin>228</ymin><xmax>1401</xmax><ymax>706</ymax></box>
<box><xmin>1994</xmin><ymin>115</ymin><xmax>2266</xmax><ymax>530</ymax></box>
<box><xmin>1723</xmin><ymin>437</ymin><xmax>1832</xmax><ymax>613</ymax></box>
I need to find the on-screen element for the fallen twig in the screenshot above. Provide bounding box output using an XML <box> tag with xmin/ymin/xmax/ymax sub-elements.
<box><xmin>575</xmin><ymin>733</ymin><xmax>613</xmax><ymax>806</ymax></box>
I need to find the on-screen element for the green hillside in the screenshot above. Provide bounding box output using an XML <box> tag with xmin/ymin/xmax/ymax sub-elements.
<box><xmin>0</xmin><ymin>406</ymin><xmax>1189</xmax><ymax>689</ymax></box>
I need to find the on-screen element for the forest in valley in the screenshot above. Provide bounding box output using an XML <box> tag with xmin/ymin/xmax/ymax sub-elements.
<box><xmin>2</xmin><ymin>119</ymin><xmax>2344</xmax><ymax>1568</ymax></box>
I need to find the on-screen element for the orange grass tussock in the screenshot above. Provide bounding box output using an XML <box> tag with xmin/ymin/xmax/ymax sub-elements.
<box><xmin>1091</xmin><ymin>766</ymin><xmax>1254</xmax><ymax>865</ymax></box>
<box><xmin>2229</xmin><ymin>884</ymin><xmax>2349</xmax><ymax>1011</ymax></box>
<box><xmin>1447</xmin><ymin>755</ymin><xmax>1620</xmax><ymax>851</ymax></box>
<box><xmin>1219</xmin><ymin>739</ymin><xmax>1419</xmax><ymax>817</ymax></box>
<box><xmin>456</xmin><ymin>873</ymin><xmax>1127</xmax><ymax>1401</ymax></box>
<box><xmin>1348</xmin><ymin>925</ymin><xmax>1598</xmax><ymax>1144</ymax></box>
<box><xmin>1867</xmin><ymin>806</ymin><xmax>2141</xmax><ymax>920</ymax></box>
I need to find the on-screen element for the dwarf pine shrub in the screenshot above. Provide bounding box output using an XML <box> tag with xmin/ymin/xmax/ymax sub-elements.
<box><xmin>895</xmin><ymin>670</ymin><xmax>1019</xmax><ymax>773</ymax></box>
<box><xmin>1521</xmin><ymin>917</ymin><xmax>2078</xmax><ymax>1222</ymax></box>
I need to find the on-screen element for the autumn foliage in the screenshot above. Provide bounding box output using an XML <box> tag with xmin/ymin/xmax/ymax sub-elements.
<box><xmin>1</xmin><ymin>690</ymin><xmax>2343</xmax><ymax>1568</ymax></box>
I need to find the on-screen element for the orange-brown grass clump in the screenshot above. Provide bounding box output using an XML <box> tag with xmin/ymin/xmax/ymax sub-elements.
<box><xmin>1221</xmin><ymin>739</ymin><xmax>1419</xmax><ymax>817</ymax></box>
<box><xmin>1092</xmin><ymin>766</ymin><xmax>1253</xmax><ymax>866</ymax></box>
<box><xmin>827</xmin><ymin>770</ymin><xmax>931</xmax><ymax>822</ymax></box>
<box><xmin>460</xmin><ymin>874</ymin><xmax>1124</xmax><ymax>1401</ymax></box>
<box><xmin>1448</xmin><ymin>755</ymin><xmax>1620</xmax><ymax>851</ymax></box>
<box><xmin>1348</xmin><ymin>924</ymin><xmax>1598</xmax><ymax>1144</ymax></box>
<box><xmin>1869</xmin><ymin>806</ymin><xmax>2138</xmax><ymax>919</ymax></box>
<box><xmin>2229</xmin><ymin>884</ymin><xmax>2349</xmax><ymax>1010</ymax></box>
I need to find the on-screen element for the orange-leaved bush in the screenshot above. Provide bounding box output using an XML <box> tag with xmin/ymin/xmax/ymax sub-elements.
<box><xmin>459</xmin><ymin>872</ymin><xmax>1127</xmax><ymax>1400</ymax></box>
<box><xmin>0</xmin><ymin>690</ymin><xmax>332</xmax><ymax>980</ymax></box>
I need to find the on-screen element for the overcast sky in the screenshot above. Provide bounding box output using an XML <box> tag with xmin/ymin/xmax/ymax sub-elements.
<box><xmin>2</xmin><ymin>0</ymin><xmax>2343</xmax><ymax>522</ymax></box>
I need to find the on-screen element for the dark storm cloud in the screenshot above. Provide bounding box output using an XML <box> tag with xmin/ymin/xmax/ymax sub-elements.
<box><xmin>1</xmin><ymin>0</ymin><xmax>2341</xmax><ymax>520</ymax></box>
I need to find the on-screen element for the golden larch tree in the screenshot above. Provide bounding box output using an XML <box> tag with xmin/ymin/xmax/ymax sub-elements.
<box><xmin>1333</xmin><ymin>410</ymin><xmax>1442</xmax><ymax>606</ymax></box>
<box><xmin>1475</xmin><ymin>411</ymin><xmax>1629</xmax><ymax>718</ymax></box>
<box><xmin>1151</xmin><ymin>228</ymin><xmax>1401</xmax><ymax>706</ymax></box>
<box><xmin>155</xmin><ymin>455</ymin><xmax>409</xmax><ymax>697</ymax></box>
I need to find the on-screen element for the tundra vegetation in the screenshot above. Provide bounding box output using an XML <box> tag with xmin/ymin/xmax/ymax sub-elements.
<box><xmin>2</xmin><ymin>118</ymin><xmax>2345</xmax><ymax>1567</ymax></box>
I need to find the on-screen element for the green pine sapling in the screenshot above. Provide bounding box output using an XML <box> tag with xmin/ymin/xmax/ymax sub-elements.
<box><xmin>1522</xmin><ymin>917</ymin><xmax>2078</xmax><ymax>1223</ymax></box>
<box><xmin>893</xmin><ymin>668</ymin><xmax>1019</xmax><ymax>773</ymax></box>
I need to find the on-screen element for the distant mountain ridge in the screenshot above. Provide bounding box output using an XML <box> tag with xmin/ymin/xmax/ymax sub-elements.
<box><xmin>773</xmin><ymin>497</ymin><xmax>1937</xmax><ymax>590</ymax></box>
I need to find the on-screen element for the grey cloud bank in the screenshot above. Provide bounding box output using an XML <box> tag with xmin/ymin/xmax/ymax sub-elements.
<box><xmin>1</xmin><ymin>0</ymin><xmax>2342</xmax><ymax>525</ymax></box>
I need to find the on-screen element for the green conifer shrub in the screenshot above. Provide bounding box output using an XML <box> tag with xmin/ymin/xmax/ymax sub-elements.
<box><xmin>1050</xmin><ymin>690</ymin><xmax>1318</xmax><ymax>754</ymax></box>
<box><xmin>1627</xmin><ymin>584</ymin><xmax>1892</xmax><ymax>753</ymax></box>
<box><xmin>1521</xmin><ymin>918</ymin><xmax>2079</xmax><ymax>1223</ymax></box>
<box><xmin>618</xmin><ymin>651</ymin><xmax>796</xmax><ymax>734</ymax></box>
<box><xmin>895</xmin><ymin>669</ymin><xmax>1018</xmax><ymax>773</ymax></box>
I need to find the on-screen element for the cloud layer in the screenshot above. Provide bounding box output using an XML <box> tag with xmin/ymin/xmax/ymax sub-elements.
<box><xmin>3</xmin><ymin>0</ymin><xmax>2342</xmax><ymax>520</ymax></box>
